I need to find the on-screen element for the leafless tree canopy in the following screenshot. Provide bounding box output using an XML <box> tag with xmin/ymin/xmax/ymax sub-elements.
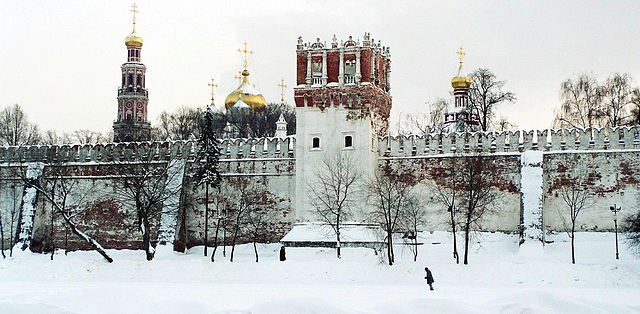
<box><xmin>152</xmin><ymin>106</ymin><xmax>202</xmax><ymax>141</ymax></box>
<box><xmin>111</xmin><ymin>153</ymin><xmax>182</xmax><ymax>261</ymax></box>
<box><xmin>212</xmin><ymin>176</ymin><xmax>278</xmax><ymax>262</ymax></box>
<box><xmin>553</xmin><ymin>73</ymin><xmax>640</xmax><ymax>129</ymax></box>
<box><xmin>400</xmin><ymin>197</ymin><xmax>427</xmax><ymax>262</ymax></box>
<box><xmin>306</xmin><ymin>152</ymin><xmax>362</xmax><ymax>258</ymax></box>
<box><xmin>0</xmin><ymin>104</ymin><xmax>41</xmax><ymax>146</ymax></box>
<box><xmin>469</xmin><ymin>68</ymin><xmax>517</xmax><ymax>132</ymax></box>
<box><xmin>367</xmin><ymin>170</ymin><xmax>417</xmax><ymax>265</ymax></box>
<box><xmin>430</xmin><ymin>154</ymin><xmax>502</xmax><ymax>265</ymax></box>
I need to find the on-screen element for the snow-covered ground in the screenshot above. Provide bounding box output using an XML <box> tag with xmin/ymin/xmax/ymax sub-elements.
<box><xmin>1</xmin><ymin>232</ymin><xmax>639</xmax><ymax>313</ymax></box>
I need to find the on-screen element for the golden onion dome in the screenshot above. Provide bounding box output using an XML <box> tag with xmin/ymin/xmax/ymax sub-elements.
<box><xmin>451</xmin><ymin>62</ymin><xmax>471</xmax><ymax>89</ymax></box>
<box><xmin>224</xmin><ymin>70</ymin><xmax>266</xmax><ymax>113</ymax></box>
<box><xmin>451</xmin><ymin>46</ymin><xmax>471</xmax><ymax>89</ymax></box>
<box><xmin>125</xmin><ymin>25</ymin><xmax>143</xmax><ymax>48</ymax></box>
<box><xmin>451</xmin><ymin>76</ymin><xmax>472</xmax><ymax>89</ymax></box>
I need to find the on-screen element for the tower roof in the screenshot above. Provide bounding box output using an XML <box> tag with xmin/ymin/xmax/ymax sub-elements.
<box><xmin>224</xmin><ymin>70</ymin><xmax>266</xmax><ymax>113</ymax></box>
<box><xmin>451</xmin><ymin>46</ymin><xmax>471</xmax><ymax>89</ymax></box>
<box><xmin>125</xmin><ymin>4</ymin><xmax>143</xmax><ymax>48</ymax></box>
<box><xmin>224</xmin><ymin>43</ymin><xmax>266</xmax><ymax>113</ymax></box>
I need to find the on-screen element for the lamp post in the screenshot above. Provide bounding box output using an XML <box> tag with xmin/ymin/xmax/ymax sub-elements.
<box><xmin>609</xmin><ymin>204</ymin><xmax>621</xmax><ymax>260</ymax></box>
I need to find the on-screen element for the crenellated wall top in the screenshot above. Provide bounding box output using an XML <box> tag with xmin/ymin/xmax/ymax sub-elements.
<box><xmin>379</xmin><ymin>127</ymin><xmax>640</xmax><ymax>157</ymax></box>
<box><xmin>0</xmin><ymin>136</ymin><xmax>296</xmax><ymax>164</ymax></box>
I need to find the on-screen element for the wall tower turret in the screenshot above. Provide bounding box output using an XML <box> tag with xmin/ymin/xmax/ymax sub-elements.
<box><xmin>294</xmin><ymin>33</ymin><xmax>392</xmax><ymax>221</ymax></box>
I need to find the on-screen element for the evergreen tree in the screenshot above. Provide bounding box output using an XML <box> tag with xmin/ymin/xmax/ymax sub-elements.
<box><xmin>193</xmin><ymin>105</ymin><xmax>222</xmax><ymax>259</ymax></box>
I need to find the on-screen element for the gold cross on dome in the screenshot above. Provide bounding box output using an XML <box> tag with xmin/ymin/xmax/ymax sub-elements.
<box><xmin>457</xmin><ymin>46</ymin><xmax>466</xmax><ymax>62</ymax></box>
<box><xmin>238</xmin><ymin>42</ymin><xmax>253</xmax><ymax>70</ymax></box>
<box><xmin>234</xmin><ymin>71</ymin><xmax>242</xmax><ymax>85</ymax></box>
<box><xmin>208</xmin><ymin>78</ymin><xmax>218</xmax><ymax>105</ymax></box>
<box><xmin>278</xmin><ymin>79</ymin><xmax>287</xmax><ymax>103</ymax></box>
<box><xmin>130</xmin><ymin>3</ymin><xmax>139</xmax><ymax>24</ymax></box>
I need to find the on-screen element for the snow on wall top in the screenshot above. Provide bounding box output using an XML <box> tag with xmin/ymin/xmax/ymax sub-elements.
<box><xmin>0</xmin><ymin>137</ymin><xmax>296</xmax><ymax>164</ymax></box>
<box><xmin>380</xmin><ymin>127</ymin><xmax>640</xmax><ymax>157</ymax></box>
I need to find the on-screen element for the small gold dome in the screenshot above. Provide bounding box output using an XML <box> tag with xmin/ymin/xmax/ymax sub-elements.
<box><xmin>125</xmin><ymin>31</ymin><xmax>144</xmax><ymax>48</ymax></box>
<box><xmin>224</xmin><ymin>70</ymin><xmax>266</xmax><ymax>113</ymax></box>
<box><xmin>451</xmin><ymin>76</ymin><xmax>472</xmax><ymax>89</ymax></box>
<box><xmin>451</xmin><ymin>46</ymin><xmax>471</xmax><ymax>89</ymax></box>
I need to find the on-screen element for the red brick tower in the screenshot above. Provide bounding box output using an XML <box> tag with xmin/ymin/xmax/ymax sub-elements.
<box><xmin>293</xmin><ymin>33</ymin><xmax>392</xmax><ymax>136</ymax></box>
<box><xmin>113</xmin><ymin>4</ymin><xmax>151</xmax><ymax>142</ymax></box>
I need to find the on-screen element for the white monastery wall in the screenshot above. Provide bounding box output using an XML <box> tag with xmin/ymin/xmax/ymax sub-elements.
<box><xmin>1</xmin><ymin>126</ymin><xmax>640</xmax><ymax>251</ymax></box>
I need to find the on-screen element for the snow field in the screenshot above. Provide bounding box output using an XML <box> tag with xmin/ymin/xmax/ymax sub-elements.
<box><xmin>0</xmin><ymin>231</ymin><xmax>639</xmax><ymax>313</ymax></box>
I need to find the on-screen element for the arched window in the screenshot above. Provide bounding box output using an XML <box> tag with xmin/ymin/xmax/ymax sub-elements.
<box><xmin>344</xmin><ymin>135</ymin><xmax>353</xmax><ymax>148</ymax></box>
<box><xmin>312</xmin><ymin>137</ymin><xmax>320</xmax><ymax>149</ymax></box>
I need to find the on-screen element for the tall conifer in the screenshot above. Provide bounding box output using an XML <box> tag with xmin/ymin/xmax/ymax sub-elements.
<box><xmin>193</xmin><ymin>106</ymin><xmax>222</xmax><ymax>258</ymax></box>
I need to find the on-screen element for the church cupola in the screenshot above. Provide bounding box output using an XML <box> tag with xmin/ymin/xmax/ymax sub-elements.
<box><xmin>124</xmin><ymin>10</ymin><xmax>143</xmax><ymax>63</ymax></box>
<box><xmin>443</xmin><ymin>47</ymin><xmax>479</xmax><ymax>132</ymax></box>
<box><xmin>224</xmin><ymin>43</ymin><xmax>267</xmax><ymax>113</ymax></box>
<box><xmin>113</xmin><ymin>3</ymin><xmax>151</xmax><ymax>142</ymax></box>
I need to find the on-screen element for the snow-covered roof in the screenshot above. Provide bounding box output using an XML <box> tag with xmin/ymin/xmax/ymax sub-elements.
<box><xmin>281</xmin><ymin>222</ymin><xmax>382</xmax><ymax>243</ymax></box>
<box><xmin>234</xmin><ymin>98</ymin><xmax>251</xmax><ymax>109</ymax></box>
<box><xmin>236</xmin><ymin>82</ymin><xmax>261</xmax><ymax>96</ymax></box>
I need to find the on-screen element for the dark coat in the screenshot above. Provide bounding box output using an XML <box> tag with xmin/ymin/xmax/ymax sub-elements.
<box><xmin>279</xmin><ymin>246</ymin><xmax>286</xmax><ymax>261</ymax></box>
<box><xmin>425</xmin><ymin>269</ymin><xmax>434</xmax><ymax>284</ymax></box>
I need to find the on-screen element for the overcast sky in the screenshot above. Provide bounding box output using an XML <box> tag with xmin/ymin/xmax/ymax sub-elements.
<box><xmin>2</xmin><ymin>1</ymin><xmax>640</xmax><ymax>135</ymax></box>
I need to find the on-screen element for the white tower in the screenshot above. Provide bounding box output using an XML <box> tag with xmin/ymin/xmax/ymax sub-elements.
<box><xmin>293</xmin><ymin>33</ymin><xmax>392</xmax><ymax>221</ymax></box>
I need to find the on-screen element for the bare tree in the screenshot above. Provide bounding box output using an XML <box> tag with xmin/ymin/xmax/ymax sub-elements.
<box><xmin>209</xmin><ymin>184</ymin><xmax>232</xmax><ymax>261</ymax></box>
<box><xmin>400</xmin><ymin>196</ymin><xmax>427</xmax><ymax>262</ymax></box>
<box><xmin>152</xmin><ymin>106</ymin><xmax>202</xmax><ymax>141</ymax></box>
<box><xmin>244</xmin><ymin>194</ymin><xmax>278</xmax><ymax>263</ymax></box>
<box><xmin>431</xmin><ymin>154</ymin><xmax>501</xmax><ymax>265</ymax></box>
<box><xmin>112</xmin><ymin>151</ymin><xmax>183</xmax><ymax>261</ymax></box>
<box><xmin>555</xmin><ymin>160</ymin><xmax>591</xmax><ymax>264</ymax></box>
<box><xmin>0</xmin><ymin>104</ymin><xmax>41</xmax><ymax>146</ymax></box>
<box><xmin>74</xmin><ymin>129</ymin><xmax>107</xmax><ymax>144</ymax></box>
<box><xmin>469</xmin><ymin>69</ymin><xmax>516</xmax><ymax>131</ymax></box>
<box><xmin>42</xmin><ymin>130</ymin><xmax>72</xmax><ymax>145</ymax></box>
<box><xmin>494</xmin><ymin>115</ymin><xmax>517</xmax><ymax>131</ymax></box>
<box><xmin>426</xmin><ymin>98</ymin><xmax>449</xmax><ymax>132</ymax></box>
<box><xmin>393</xmin><ymin>112</ymin><xmax>417</xmax><ymax>136</ymax></box>
<box><xmin>306</xmin><ymin>152</ymin><xmax>362</xmax><ymax>259</ymax></box>
<box><xmin>457</xmin><ymin>154</ymin><xmax>501</xmax><ymax>264</ymax></box>
<box><xmin>553</xmin><ymin>74</ymin><xmax>604</xmax><ymax>129</ymax></box>
<box><xmin>11</xmin><ymin>163</ymin><xmax>113</xmax><ymax>262</ymax></box>
<box><xmin>152</xmin><ymin>111</ymin><xmax>173</xmax><ymax>141</ymax></box>
<box><xmin>367</xmin><ymin>170</ymin><xmax>416</xmax><ymax>265</ymax></box>
<box><xmin>172</xmin><ymin>106</ymin><xmax>202</xmax><ymax>140</ymax></box>
<box><xmin>430</xmin><ymin>156</ymin><xmax>461</xmax><ymax>264</ymax></box>
<box><xmin>247</xmin><ymin>103</ymin><xmax>296</xmax><ymax>138</ymax></box>
<box><xmin>392</xmin><ymin>98</ymin><xmax>448</xmax><ymax>136</ymax></box>
<box><xmin>221</xmin><ymin>176</ymin><xmax>272</xmax><ymax>262</ymax></box>
<box><xmin>628</xmin><ymin>88</ymin><xmax>640</xmax><ymax>126</ymax></box>
<box><xmin>600</xmin><ymin>73</ymin><xmax>635</xmax><ymax>127</ymax></box>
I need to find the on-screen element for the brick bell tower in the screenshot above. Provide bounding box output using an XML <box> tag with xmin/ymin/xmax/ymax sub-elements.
<box><xmin>294</xmin><ymin>33</ymin><xmax>392</xmax><ymax>221</ymax></box>
<box><xmin>113</xmin><ymin>4</ymin><xmax>151</xmax><ymax>142</ymax></box>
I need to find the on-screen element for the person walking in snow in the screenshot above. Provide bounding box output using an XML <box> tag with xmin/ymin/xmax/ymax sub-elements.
<box><xmin>279</xmin><ymin>245</ymin><xmax>286</xmax><ymax>261</ymax></box>
<box><xmin>424</xmin><ymin>267</ymin><xmax>434</xmax><ymax>291</ymax></box>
